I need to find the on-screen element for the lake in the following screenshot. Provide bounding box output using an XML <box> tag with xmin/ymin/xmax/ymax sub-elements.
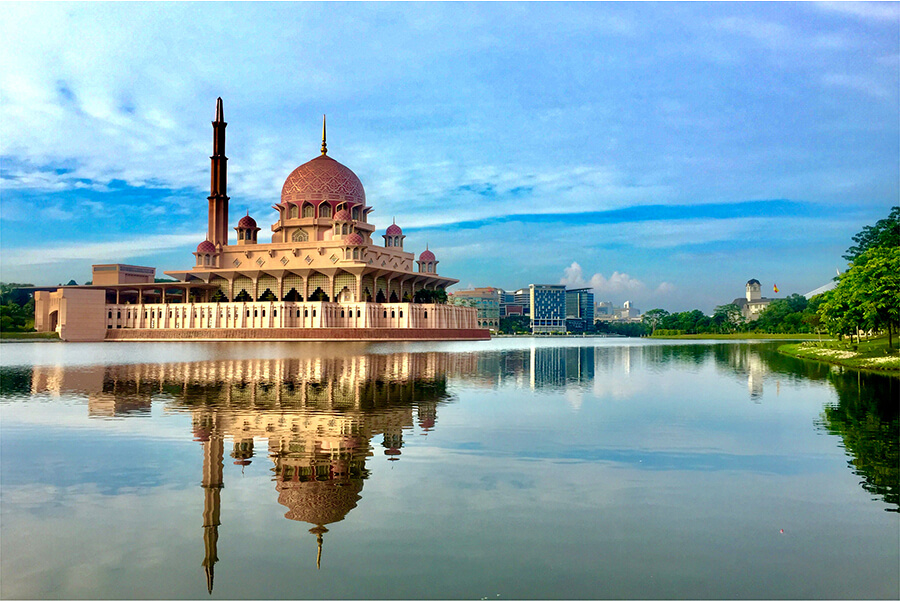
<box><xmin>1</xmin><ymin>338</ymin><xmax>897</xmax><ymax>599</ymax></box>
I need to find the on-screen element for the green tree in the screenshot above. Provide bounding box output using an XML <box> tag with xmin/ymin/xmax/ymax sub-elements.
<box><xmin>843</xmin><ymin>206</ymin><xmax>899</xmax><ymax>263</ymax></box>
<box><xmin>642</xmin><ymin>309</ymin><xmax>669</xmax><ymax>334</ymax></box>
<box><xmin>838</xmin><ymin>247</ymin><xmax>900</xmax><ymax>348</ymax></box>
<box><xmin>712</xmin><ymin>303</ymin><xmax>744</xmax><ymax>333</ymax></box>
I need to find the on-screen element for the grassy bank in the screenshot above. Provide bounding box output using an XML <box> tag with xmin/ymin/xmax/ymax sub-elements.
<box><xmin>778</xmin><ymin>336</ymin><xmax>899</xmax><ymax>373</ymax></box>
<box><xmin>0</xmin><ymin>331</ymin><xmax>60</xmax><ymax>341</ymax></box>
<box><xmin>650</xmin><ymin>333</ymin><xmax>825</xmax><ymax>340</ymax></box>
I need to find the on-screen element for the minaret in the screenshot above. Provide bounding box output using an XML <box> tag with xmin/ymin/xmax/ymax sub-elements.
<box><xmin>208</xmin><ymin>97</ymin><xmax>229</xmax><ymax>247</ymax></box>
<box><xmin>321</xmin><ymin>114</ymin><xmax>327</xmax><ymax>155</ymax></box>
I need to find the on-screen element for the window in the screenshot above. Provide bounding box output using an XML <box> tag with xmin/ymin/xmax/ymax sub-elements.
<box><xmin>319</xmin><ymin>204</ymin><xmax>331</xmax><ymax>219</ymax></box>
<box><xmin>108</xmin><ymin>311</ymin><xmax>112</xmax><ymax>318</ymax></box>
<box><xmin>302</xmin><ymin>204</ymin><xmax>314</xmax><ymax>218</ymax></box>
<box><xmin>356</xmin><ymin>309</ymin><xmax>361</xmax><ymax>317</ymax></box>
<box><xmin>254</xmin><ymin>310</ymin><xmax>258</xmax><ymax>317</ymax></box>
<box><xmin>297</xmin><ymin>310</ymin><xmax>301</xmax><ymax>317</ymax></box>
<box><xmin>238</xmin><ymin>230</ymin><xmax>244</xmax><ymax>240</ymax></box>
<box><xmin>247</xmin><ymin>310</ymin><xmax>250</xmax><ymax>317</ymax></box>
<box><xmin>341</xmin><ymin>310</ymin><xmax>345</xmax><ymax>318</ymax></box>
<box><xmin>304</xmin><ymin>309</ymin><xmax>308</xmax><ymax>317</ymax></box>
<box><xmin>262</xmin><ymin>310</ymin><xmax>266</xmax><ymax>317</ymax></box>
<box><xmin>292</xmin><ymin>229</ymin><xmax>308</xmax><ymax>242</ymax></box>
<box><xmin>273</xmin><ymin>310</ymin><xmax>277</xmax><ymax>317</ymax></box>
<box><xmin>290</xmin><ymin>205</ymin><xmax>299</xmax><ymax>219</ymax></box>
<box><xmin>383</xmin><ymin>311</ymin><xmax>387</xmax><ymax>318</ymax></box>
<box><xmin>424</xmin><ymin>310</ymin><xmax>428</xmax><ymax>319</ymax></box>
<box><xmin>391</xmin><ymin>310</ymin><xmax>395</xmax><ymax>318</ymax></box>
<box><xmin>399</xmin><ymin>310</ymin><xmax>403</xmax><ymax>317</ymax></box>
<box><xmin>312</xmin><ymin>309</ymin><xmax>316</xmax><ymax>317</ymax></box>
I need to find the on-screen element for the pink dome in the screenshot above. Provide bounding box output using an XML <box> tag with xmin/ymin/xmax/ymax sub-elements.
<box><xmin>345</xmin><ymin>233</ymin><xmax>364</xmax><ymax>246</ymax></box>
<box><xmin>281</xmin><ymin>155</ymin><xmax>366</xmax><ymax>207</ymax></box>
<box><xmin>386</xmin><ymin>223</ymin><xmax>402</xmax><ymax>236</ymax></box>
<box><xmin>196</xmin><ymin>240</ymin><xmax>216</xmax><ymax>253</ymax></box>
<box><xmin>334</xmin><ymin>209</ymin><xmax>352</xmax><ymax>221</ymax></box>
<box><xmin>237</xmin><ymin>214</ymin><xmax>258</xmax><ymax>229</ymax></box>
<box><xmin>419</xmin><ymin>249</ymin><xmax>435</xmax><ymax>262</ymax></box>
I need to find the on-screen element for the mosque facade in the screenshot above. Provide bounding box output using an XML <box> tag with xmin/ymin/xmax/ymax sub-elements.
<box><xmin>33</xmin><ymin>99</ymin><xmax>486</xmax><ymax>341</ymax></box>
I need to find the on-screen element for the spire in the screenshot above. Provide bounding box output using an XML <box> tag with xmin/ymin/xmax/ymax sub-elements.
<box><xmin>321</xmin><ymin>114</ymin><xmax>327</xmax><ymax>155</ymax></box>
<box><xmin>215</xmin><ymin>97</ymin><xmax>224</xmax><ymax>122</ymax></box>
<box><xmin>310</xmin><ymin>526</ymin><xmax>328</xmax><ymax>569</ymax></box>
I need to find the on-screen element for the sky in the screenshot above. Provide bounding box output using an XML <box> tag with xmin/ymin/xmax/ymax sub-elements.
<box><xmin>1</xmin><ymin>2</ymin><xmax>897</xmax><ymax>313</ymax></box>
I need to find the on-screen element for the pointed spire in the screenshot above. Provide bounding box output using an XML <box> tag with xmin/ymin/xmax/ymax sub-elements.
<box><xmin>321</xmin><ymin>114</ymin><xmax>327</xmax><ymax>155</ymax></box>
<box><xmin>310</xmin><ymin>526</ymin><xmax>328</xmax><ymax>569</ymax></box>
<box><xmin>215</xmin><ymin>97</ymin><xmax>223</xmax><ymax>122</ymax></box>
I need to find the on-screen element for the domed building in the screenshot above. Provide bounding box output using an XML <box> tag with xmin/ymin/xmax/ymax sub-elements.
<box><xmin>34</xmin><ymin>99</ymin><xmax>487</xmax><ymax>341</ymax></box>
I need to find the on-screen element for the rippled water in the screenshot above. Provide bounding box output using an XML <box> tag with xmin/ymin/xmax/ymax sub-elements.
<box><xmin>1</xmin><ymin>338</ymin><xmax>897</xmax><ymax>599</ymax></box>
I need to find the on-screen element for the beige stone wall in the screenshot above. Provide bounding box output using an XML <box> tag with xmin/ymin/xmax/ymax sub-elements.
<box><xmin>34</xmin><ymin>288</ymin><xmax>108</xmax><ymax>341</ymax></box>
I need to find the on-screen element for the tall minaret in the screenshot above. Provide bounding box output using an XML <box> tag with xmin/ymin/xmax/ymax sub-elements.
<box><xmin>207</xmin><ymin>97</ymin><xmax>229</xmax><ymax>247</ymax></box>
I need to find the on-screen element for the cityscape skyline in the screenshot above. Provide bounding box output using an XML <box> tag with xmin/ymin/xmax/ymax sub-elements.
<box><xmin>1</xmin><ymin>3</ymin><xmax>897</xmax><ymax>313</ymax></box>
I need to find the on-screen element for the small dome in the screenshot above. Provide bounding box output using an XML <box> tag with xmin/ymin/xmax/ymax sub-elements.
<box><xmin>419</xmin><ymin>249</ymin><xmax>435</xmax><ymax>262</ymax></box>
<box><xmin>386</xmin><ymin>223</ymin><xmax>402</xmax><ymax>236</ymax></box>
<box><xmin>747</xmin><ymin>279</ymin><xmax>761</xmax><ymax>286</ymax></box>
<box><xmin>345</xmin><ymin>233</ymin><xmax>364</xmax><ymax>246</ymax></box>
<box><xmin>237</xmin><ymin>214</ymin><xmax>258</xmax><ymax>229</ymax></box>
<box><xmin>334</xmin><ymin>209</ymin><xmax>352</xmax><ymax>221</ymax></box>
<box><xmin>197</xmin><ymin>240</ymin><xmax>216</xmax><ymax>253</ymax></box>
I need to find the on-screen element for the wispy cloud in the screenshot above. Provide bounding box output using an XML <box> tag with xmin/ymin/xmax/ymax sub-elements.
<box><xmin>4</xmin><ymin>233</ymin><xmax>203</xmax><ymax>267</ymax></box>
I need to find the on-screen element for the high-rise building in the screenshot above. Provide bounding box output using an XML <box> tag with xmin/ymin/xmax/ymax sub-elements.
<box><xmin>565</xmin><ymin>288</ymin><xmax>594</xmax><ymax>320</ymax></box>
<box><xmin>529</xmin><ymin>284</ymin><xmax>566</xmax><ymax>334</ymax></box>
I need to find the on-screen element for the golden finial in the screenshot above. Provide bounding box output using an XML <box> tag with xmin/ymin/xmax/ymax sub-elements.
<box><xmin>321</xmin><ymin>114</ymin><xmax>327</xmax><ymax>155</ymax></box>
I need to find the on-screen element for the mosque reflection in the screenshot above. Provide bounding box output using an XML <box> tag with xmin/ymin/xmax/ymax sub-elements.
<box><xmin>31</xmin><ymin>352</ymin><xmax>471</xmax><ymax>593</ymax></box>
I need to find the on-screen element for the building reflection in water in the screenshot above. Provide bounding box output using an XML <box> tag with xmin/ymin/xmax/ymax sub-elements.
<box><xmin>24</xmin><ymin>343</ymin><xmax>819</xmax><ymax>592</ymax></box>
<box><xmin>30</xmin><ymin>353</ymin><xmax>472</xmax><ymax>593</ymax></box>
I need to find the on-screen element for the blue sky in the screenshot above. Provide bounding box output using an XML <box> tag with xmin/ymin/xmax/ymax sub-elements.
<box><xmin>1</xmin><ymin>2</ymin><xmax>897</xmax><ymax>312</ymax></box>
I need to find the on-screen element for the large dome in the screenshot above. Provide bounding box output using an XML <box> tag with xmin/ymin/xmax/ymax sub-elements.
<box><xmin>281</xmin><ymin>155</ymin><xmax>366</xmax><ymax>206</ymax></box>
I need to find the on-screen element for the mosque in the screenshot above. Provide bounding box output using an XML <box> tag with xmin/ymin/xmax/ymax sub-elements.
<box><xmin>33</xmin><ymin>98</ymin><xmax>486</xmax><ymax>341</ymax></box>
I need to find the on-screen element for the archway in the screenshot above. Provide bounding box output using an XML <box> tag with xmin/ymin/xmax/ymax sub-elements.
<box><xmin>258</xmin><ymin>288</ymin><xmax>277</xmax><ymax>302</ymax></box>
<box><xmin>283</xmin><ymin>288</ymin><xmax>303</xmax><ymax>302</ymax></box>
<box><xmin>234</xmin><ymin>290</ymin><xmax>252</xmax><ymax>302</ymax></box>
<box><xmin>375</xmin><ymin>290</ymin><xmax>386</xmax><ymax>303</ymax></box>
<box><xmin>389</xmin><ymin>291</ymin><xmax>399</xmax><ymax>303</ymax></box>
<box><xmin>49</xmin><ymin>310</ymin><xmax>58</xmax><ymax>332</ymax></box>
<box><xmin>309</xmin><ymin>287</ymin><xmax>330</xmax><ymax>302</ymax></box>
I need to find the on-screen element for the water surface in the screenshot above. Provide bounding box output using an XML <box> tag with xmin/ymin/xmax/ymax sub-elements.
<box><xmin>1</xmin><ymin>338</ymin><xmax>897</xmax><ymax>599</ymax></box>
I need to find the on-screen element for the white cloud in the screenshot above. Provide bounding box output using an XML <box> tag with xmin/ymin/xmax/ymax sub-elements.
<box><xmin>821</xmin><ymin>72</ymin><xmax>890</xmax><ymax>99</ymax></box>
<box><xmin>815</xmin><ymin>1</ymin><xmax>900</xmax><ymax>21</ymax></box>
<box><xmin>4</xmin><ymin>233</ymin><xmax>203</xmax><ymax>267</ymax></box>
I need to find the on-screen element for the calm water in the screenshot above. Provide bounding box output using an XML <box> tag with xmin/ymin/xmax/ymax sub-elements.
<box><xmin>1</xmin><ymin>338</ymin><xmax>897</xmax><ymax>600</ymax></box>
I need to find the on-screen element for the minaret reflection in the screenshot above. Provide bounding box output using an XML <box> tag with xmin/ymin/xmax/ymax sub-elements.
<box><xmin>194</xmin><ymin>415</ymin><xmax>223</xmax><ymax>595</ymax></box>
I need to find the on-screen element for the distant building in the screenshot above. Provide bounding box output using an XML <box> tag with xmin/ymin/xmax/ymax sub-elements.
<box><xmin>566</xmin><ymin>288</ymin><xmax>595</xmax><ymax>321</ymax></box>
<box><xmin>618</xmin><ymin>300</ymin><xmax>640</xmax><ymax>320</ymax></box>
<box><xmin>500</xmin><ymin>289</ymin><xmax>528</xmax><ymax>317</ymax></box>
<box><xmin>595</xmin><ymin>301</ymin><xmax>613</xmax><ymax>316</ymax></box>
<box><xmin>529</xmin><ymin>284</ymin><xmax>566</xmax><ymax>334</ymax></box>
<box><xmin>451</xmin><ymin>288</ymin><xmax>500</xmax><ymax>331</ymax></box>
<box><xmin>731</xmin><ymin>279</ymin><xmax>773</xmax><ymax>321</ymax></box>
<box><xmin>804</xmin><ymin>280</ymin><xmax>837</xmax><ymax>299</ymax></box>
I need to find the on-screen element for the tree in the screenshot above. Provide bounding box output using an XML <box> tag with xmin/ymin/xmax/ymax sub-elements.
<box><xmin>642</xmin><ymin>309</ymin><xmax>669</xmax><ymax>334</ymax></box>
<box><xmin>712</xmin><ymin>303</ymin><xmax>744</xmax><ymax>333</ymax></box>
<box><xmin>843</xmin><ymin>206</ymin><xmax>899</xmax><ymax>263</ymax></box>
<box><xmin>837</xmin><ymin>247</ymin><xmax>900</xmax><ymax>348</ymax></box>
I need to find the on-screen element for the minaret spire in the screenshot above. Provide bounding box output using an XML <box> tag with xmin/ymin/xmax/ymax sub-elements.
<box><xmin>321</xmin><ymin>115</ymin><xmax>327</xmax><ymax>155</ymax></box>
<box><xmin>208</xmin><ymin>97</ymin><xmax>229</xmax><ymax>247</ymax></box>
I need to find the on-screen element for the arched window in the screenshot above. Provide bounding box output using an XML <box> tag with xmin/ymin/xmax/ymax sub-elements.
<box><xmin>319</xmin><ymin>204</ymin><xmax>332</xmax><ymax>219</ymax></box>
<box><xmin>345</xmin><ymin>249</ymin><xmax>352</xmax><ymax>259</ymax></box>
<box><xmin>238</xmin><ymin>230</ymin><xmax>244</xmax><ymax>240</ymax></box>
<box><xmin>352</xmin><ymin>207</ymin><xmax>360</xmax><ymax>220</ymax></box>
<box><xmin>292</xmin><ymin>229</ymin><xmax>308</xmax><ymax>242</ymax></box>
<box><xmin>353</xmin><ymin>249</ymin><xmax>359</xmax><ymax>260</ymax></box>
<box><xmin>290</xmin><ymin>205</ymin><xmax>299</xmax><ymax>219</ymax></box>
<box><xmin>302</xmin><ymin>204</ymin><xmax>314</xmax><ymax>218</ymax></box>
<box><xmin>204</xmin><ymin>255</ymin><xmax>210</xmax><ymax>265</ymax></box>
